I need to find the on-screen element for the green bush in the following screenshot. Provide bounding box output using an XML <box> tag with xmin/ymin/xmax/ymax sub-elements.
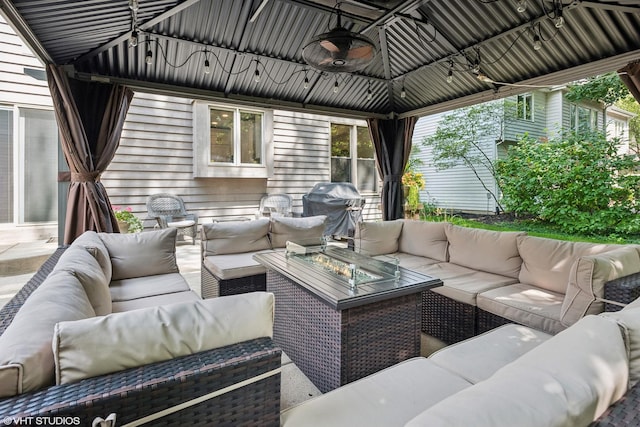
<box><xmin>497</xmin><ymin>131</ymin><xmax>640</xmax><ymax>235</ymax></box>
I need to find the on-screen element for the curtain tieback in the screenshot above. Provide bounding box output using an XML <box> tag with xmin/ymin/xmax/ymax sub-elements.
<box><xmin>383</xmin><ymin>174</ymin><xmax>402</xmax><ymax>183</ymax></box>
<box><xmin>71</xmin><ymin>171</ymin><xmax>101</xmax><ymax>182</ymax></box>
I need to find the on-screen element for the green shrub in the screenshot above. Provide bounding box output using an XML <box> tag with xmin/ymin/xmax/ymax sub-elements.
<box><xmin>497</xmin><ymin>131</ymin><xmax>640</xmax><ymax>235</ymax></box>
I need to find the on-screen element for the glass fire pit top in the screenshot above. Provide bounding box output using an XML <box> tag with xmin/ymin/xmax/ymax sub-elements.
<box><xmin>285</xmin><ymin>239</ymin><xmax>399</xmax><ymax>286</ymax></box>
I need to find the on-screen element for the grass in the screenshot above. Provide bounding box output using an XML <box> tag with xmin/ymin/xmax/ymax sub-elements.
<box><xmin>422</xmin><ymin>214</ymin><xmax>640</xmax><ymax>245</ymax></box>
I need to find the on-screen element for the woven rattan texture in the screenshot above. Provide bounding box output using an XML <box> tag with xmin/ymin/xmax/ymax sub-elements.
<box><xmin>476</xmin><ymin>308</ymin><xmax>515</xmax><ymax>334</ymax></box>
<box><xmin>590</xmin><ymin>381</ymin><xmax>640</xmax><ymax>426</ymax></box>
<box><xmin>604</xmin><ymin>272</ymin><xmax>640</xmax><ymax>312</ymax></box>
<box><xmin>0</xmin><ymin>246</ymin><xmax>66</xmax><ymax>335</ymax></box>
<box><xmin>201</xmin><ymin>265</ymin><xmax>266</xmax><ymax>299</ymax></box>
<box><xmin>267</xmin><ymin>270</ymin><xmax>421</xmax><ymax>393</ymax></box>
<box><xmin>0</xmin><ymin>338</ymin><xmax>281</xmax><ymax>426</ymax></box>
<box><xmin>422</xmin><ymin>290</ymin><xmax>476</xmax><ymax>344</ymax></box>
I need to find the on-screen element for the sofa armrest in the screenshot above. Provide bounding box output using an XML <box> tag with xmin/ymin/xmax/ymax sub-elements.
<box><xmin>0</xmin><ymin>337</ymin><xmax>281</xmax><ymax>426</ymax></box>
<box><xmin>604</xmin><ymin>271</ymin><xmax>640</xmax><ymax>312</ymax></box>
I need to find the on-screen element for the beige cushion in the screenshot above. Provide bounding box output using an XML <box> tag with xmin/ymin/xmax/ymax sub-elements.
<box><xmin>429</xmin><ymin>324</ymin><xmax>551</xmax><ymax>384</ymax></box>
<box><xmin>398</xmin><ymin>220</ymin><xmax>449</xmax><ymax>262</ymax></box>
<box><xmin>109</xmin><ymin>273</ymin><xmax>191</xmax><ymax>302</ymax></box>
<box><xmin>602</xmin><ymin>307</ymin><xmax>640</xmax><ymax>386</ymax></box>
<box><xmin>0</xmin><ymin>271</ymin><xmax>95</xmax><ymax>397</ymax></box>
<box><xmin>270</xmin><ymin>215</ymin><xmax>327</xmax><ymax>248</ymax></box>
<box><xmin>53</xmin><ymin>245</ymin><xmax>112</xmax><ymax>316</ymax></box>
<box><xmin>445</xmin><ymin>224</ymin><xmax>524</xmax><ymax>279</ymax></box>
<box><xmin>477</xmin><ymin>284</ymin><xmax>565</xmax><ymax>335</ymax></box>
<box><xmin>407</xmin><ymin>315</ymin><xmax>629</xmax><ymax>427</ymax></box>
<box><xmin>72</xmin><ymin>230</ymin><xmax>112</xmax><ymax>282</ymax></box>
<box><xmin>280</xmin><ymin>358</ymin><xmax>471</xmax><ymax>427</ymax></box>
<box><xmin>201</xmin><ymin>218</ymin><xmax>271</xmax><ymax>255</ymax></box>
<box><xmin>390</xmin><ymin>252</ymin><xmax>441</xmax><ymax>269</ymax></box>
<box><xmin>354</xmin><ymin>220</ymin><xmax>403</xmax><ymax>256</ymax></box>
<box><xmin>203</xmin><ymin>252</ymin><xmax>268</xmax><ymax>280</ymax></box>
<box><xmin>561</xmin><ymin>246</ymin><xmax>640</xmax><ymax>327</ymax></box>
<box><xmin>430</xmin><ymin>270</ymin><xmax>518</xmax><ymax>306</ymax></box>
<box><xmin>517</xmin><ymin>235</ymin><xmax>613</xmax><ymax>295</ymax></box>
<box><xmin>112</xmin><ymin>291</ymin><xmax>201</xmax><ymax>312</ymax></box>
<box><xmin>100</xmin><ymin>228</ymin><xmax>179</xmax><ymax>281</ymax></box>
<box><xmin>53</xmin><ymin>292</ymin><xmax>275</xmax><ymax>384</ymax></box>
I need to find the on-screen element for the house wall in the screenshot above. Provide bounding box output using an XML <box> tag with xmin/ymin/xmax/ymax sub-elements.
<box><xmin>413</xmin><ymin>112</ymin><xmax>500</xmax><ymax>214</ymax></box>
<box><xmin>103</xmin><ymin>92</ymin><xmax>382</xmax><ymax>229</ymax></box>
<box><xmin>503</xmin><ymin>91</ymin><xmax>548</xmax><ymax>142</ymax></box>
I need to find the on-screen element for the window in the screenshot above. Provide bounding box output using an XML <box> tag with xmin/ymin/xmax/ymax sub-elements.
<box><xmin>570</xmin><ymin>104</ymin><xmax>598</xmax><ymax>133</ymax></box>
<box><xmin>516</xmin><ymin>93</ymin><xmax>533</xmax><ymax>121</ymax></box>
<box><xmin>209</xmin><ymin>107</ymin><xmax>262</xmax><ymax>165</ymax></box>
<box><xmin>330</xmin><ymin>123</ymin><xmax>377</xmax><ymax>192</ymax></box>
<box><xmin>193</xmin><ymin>101</ymin><xmax>273</xmax><ymax>178</ymax></box>
<box><xmin>0</xmin><ymin>107</ymin><xmax>58</xmax><ymax>224</ymax></box>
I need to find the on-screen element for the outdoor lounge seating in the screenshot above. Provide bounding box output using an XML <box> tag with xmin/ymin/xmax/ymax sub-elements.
<box><xmin>354</xmin><ymin>219</ymin><xmax>640</xmax><ymax>343</ymax></box>
<box><xmin>280</xmin><ymin>298</ymin><xmax>640</xmax><ymax>427</ymax></box>
<box><xmin>0</xmin><ymin>229</ymin><xmax>281</xmax><ymax>426</ymax></box>
<box><xmin>200</xmin><ymin>215</ymin><xmax>327</xmax><ymax>298</ymax></box>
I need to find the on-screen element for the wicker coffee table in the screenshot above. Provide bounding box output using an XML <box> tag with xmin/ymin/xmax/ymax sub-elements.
<box><xmin>254</xmin><ymin>245</ymin><xmax>441</xmax><ymax>392</ymax></box>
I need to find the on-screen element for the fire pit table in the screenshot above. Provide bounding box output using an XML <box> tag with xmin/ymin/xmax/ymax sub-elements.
<box><xmin>254</xmin><ymin>240</ymin><xmax>442</xmax><ymax>392</ymax></box>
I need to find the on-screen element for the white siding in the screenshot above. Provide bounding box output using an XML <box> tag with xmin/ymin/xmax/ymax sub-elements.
<box><xmin>413</xmin><ymin>113</ymin><xmax>499</xmax><ymax>214</ymax></box>
<box><xmin>545</xmin><ymin>90</ymin><xmax>565</xmax><ymax>139</ymax></box>
<box><xmin>0</xmin><ymin>17</ymin><xmax>51</xmax><ymax>108</ymax></box>
<box><xmin>103</xmin><ymin>93</ymin><xmax>382</xmax><ymax>227</ymax></box>
<box><xmin>504</xmin><ymin>91</ymin><xmax>548</xmax><ymax>142</ymax></box>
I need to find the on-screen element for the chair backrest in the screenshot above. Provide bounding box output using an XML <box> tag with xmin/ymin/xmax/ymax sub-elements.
<box><xmin>146</xmin><ymin>193</ymin><xmax>188</xmax><ymax>218</ymax></box>
<box><xmin>259</xmin><ymin>194</ymin><xmax>292</xmax><ymax>216</ymax></box>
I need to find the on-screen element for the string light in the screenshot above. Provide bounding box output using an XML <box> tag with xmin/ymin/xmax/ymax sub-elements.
<box><xmin>555</xmin><ymin>15</ymin><xmax>564</xmax><ymax>29</ymax></box>
<box><xmin>333</xmin><ymin>79</ymin><xmax>339</xmax><ymax>93</ymax></box>
<box><xmin>129</xmin><ymin>30</ymin><xmax>138</xmax><ymax>47</ymax></box>
<box><xmin>254</xmin><ymin>68</ymin><xmax>261</xmax><ymax>83</ymax></box>
<box><xmin>516</xmin><ymin>0</ymin><xmax>527</xmax><ymax>13</ymax></box>
<box><xmin>367</xmin><ymin>81</ymin><xmax>372</xmax><ymax>100</ymax></box>
<box><xmin>446</xmin><ymin>62</ymin><xmax>454</xmax><ymax>83</ymax></box>
<box><xmin>204</xmin><ymin>58</ymin><xmax>211</xmax><ymax>74</ymax></box>
<box><xmin>532</xmin><ymin>34</ymin><xmax>542</xmax><ymax>51</ymax></box>
<box><xmin>145</xmin><ymin>50</ymin><xmax>152</xmax><ymax>65</ymax></box>
<box><xmin>400</xmin><ymin>84</ymin><xmax>406</xmax><ymax>99</ymax></box>
<box><xmin>303</xmin><ymin>71</ymin><xmax>309</xmax><ymax>89</ymax></box>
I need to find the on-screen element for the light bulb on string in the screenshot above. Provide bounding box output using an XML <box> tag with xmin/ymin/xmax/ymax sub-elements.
<box><xmin>533</xmin><ymin>34</ymin><xmax>542</xmax><ymax>51</ymax></box>
<box><xmin>204</xmin><ymin>59</ymin><xmax>211</xmax><ymax>74</ymax></box>
<box><xmin>516</xmin><ymin>0</ymin><xmax>527</xmax><ymax>13</ymax></box>
<box><xmin>304</xmin><ymin>75</ymin><xmax>309</xmax><ymax>90</ymax></box>
<box><xmin>128</xmin><ymin>30</ymin><xmax>138</xmax><ymax>47</ymax></box>
<box><xmin>254</xmin><ymin>68</ymin><xmax>261</xmax><ymax>83</ymax></box>
<box><xmin>333</xmin><ymin>80</ymin><xmax>339</xmax><ymax>93</ymax></box>
<box><xmin>400</xmin><ymin>86</ymin><xmax>406</xmax><ymax>99</ymax></box>
<box><xmin>145</xmin><ymin>50</ymin><xmax>152</xmax><ymax>65</ymax></box>
<box><xmin>447</xmin><ymin>68</ymin><xmax>453</xmax><ymax>84</ymax></box>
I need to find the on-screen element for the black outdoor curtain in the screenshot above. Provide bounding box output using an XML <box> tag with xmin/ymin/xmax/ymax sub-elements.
<box><xmin>47</xmin><ymin>64</ymin><xmax>134</xmax><ymax>244</ymax></box>
<box><xmin>619</xmin><ymin>60</ymin><xmax>640</xmax><ymax>104</ymax></box>
<box><xmin>367</xmin><ymin>116</ymin><xmax>417</xmax><ymax>221</ymax></box>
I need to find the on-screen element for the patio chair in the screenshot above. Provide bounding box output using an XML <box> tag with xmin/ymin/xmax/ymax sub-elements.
<box><xmin>146</xmin><ymin>193</ymin><xmax>198</xmax><ymax>244</ymax></box>
<box><xmin>256</xmin><ymin>193</ymin><xmax>293</xmax><ymax>218</ymax></box>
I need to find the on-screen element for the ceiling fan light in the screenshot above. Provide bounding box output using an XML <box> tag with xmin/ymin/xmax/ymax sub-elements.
<box><xmin>302</xmin><ymin>27</ymin><xmax>376</xmax><ymax>73</ymax></box>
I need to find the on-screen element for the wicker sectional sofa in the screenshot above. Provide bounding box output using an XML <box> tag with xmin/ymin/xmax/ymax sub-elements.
<box><xmin>354</xmin><ymin>219</ymin><xmax>640</xmax><ymax>343</ymax></box>
<box><xmin>0</xmin><ymin>228</ymin><xmax>281</xmax><ymax>426</ymax></box>
<box><xmin>200</xmin><ymin>216</ymin><xmax>327</xmax><ymax>299</ymax></box>
<box><xmin>280</xmin><ymin>298</ymin><xmax>640</xmax><ymax>427</ymax></box>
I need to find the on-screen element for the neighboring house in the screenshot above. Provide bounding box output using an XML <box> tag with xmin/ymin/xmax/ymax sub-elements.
<box><xmin>0</xmin><ymin>16</ymin><xmax>381</xmax><ymax>242</ymax></box>
<box><xmin>413</xmin><ymin>87</ymin><xmax>636</xmax><ymax>214</ymax></box>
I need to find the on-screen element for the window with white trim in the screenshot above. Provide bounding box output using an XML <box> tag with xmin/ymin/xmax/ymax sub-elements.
<box><xmin>570</xmin><ymin>104</ymin><xmax>598</xmax><ymax>133</ymax></box>
<box><xmin>193</xmin><ymin>101</ymin><xmax>273</xmax><ymax>178</ymax></box>
<box><xmin>516</xmin><ymin>93</ymin><xmax>533</xmax><ymax>121</ymax></box>
<box><xmin>330</xmin><ymin>123</ymin><xmax>377</xmax><ymax>192</ymax></box>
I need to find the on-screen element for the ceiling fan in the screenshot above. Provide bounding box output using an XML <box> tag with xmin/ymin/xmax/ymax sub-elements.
<box><xmin>302</xmin><ymin>8</ymin><xmax>376</xmax><ymax>73</ymax></box>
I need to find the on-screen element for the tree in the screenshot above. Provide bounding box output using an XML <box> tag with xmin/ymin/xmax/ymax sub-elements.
<box><xmin>421</xmin><ymin>101</ymin><xmax>505</xmax><ymax>212</ymax></box>
<box><xmin>565</xmin><ymin>72</ymin><xmax>630</xmax><ymax>134</ymax></box>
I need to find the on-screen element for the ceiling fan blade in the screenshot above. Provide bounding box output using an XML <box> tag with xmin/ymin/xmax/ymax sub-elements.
<box><xmin>318</xmin><ymin>57</ymin><xmax>334</xmax><ymax>65</ymax></box>
<box><xmin>320</xmin><ymin>40</ymin><xmax>340</xmax><ymax>53</ymax></box>
<box><xmin>348</xmin><ymin>45</ymin><xmax>374</xmax><ymax>59</ymax></box>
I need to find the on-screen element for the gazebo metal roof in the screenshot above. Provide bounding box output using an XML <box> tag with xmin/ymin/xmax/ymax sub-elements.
<box><xmin>2</xmin><ymin>0</ymin><xmax>639</xmax><ymax>118</ymax></box>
